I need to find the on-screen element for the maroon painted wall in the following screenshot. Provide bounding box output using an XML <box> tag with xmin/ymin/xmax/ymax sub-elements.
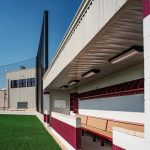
<box><xmin>143</xmin><ymin>0</ymin><xmax>150</xmax><ymax>18</ymax></box>
<box><xmin>70</xmin><ymin>93</ymin><xmax>78</xmax><ymax>113</ymax></box>
<box><xmin>78</xmin><ymin>78</ymin><xmax>144</xmax><ymax>100</ymax></box>
<box><xmin>113</xmin><ymin>145</ymin><xmax>125</xmax><ymax>150</ymax></box>
<box><xmin>51</xmin><ymin>117</ymin><xmax>81</xmax><ymax>149</ymax></box>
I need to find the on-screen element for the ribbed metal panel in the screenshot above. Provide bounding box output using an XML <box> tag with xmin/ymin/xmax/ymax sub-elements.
<box><xmin>6</xmin><ymin>68</ymin><xmax>36</xmax><ymax>110</ymax></box>
<box><xmin>0</xmin><ymin>90</ymin><xmax>5</xmax><ymax>108</ymax></box>
<box><xmin>43</xmin><ymin>0</ymin><xmax>127</xmax><ymax>90</ymax></box>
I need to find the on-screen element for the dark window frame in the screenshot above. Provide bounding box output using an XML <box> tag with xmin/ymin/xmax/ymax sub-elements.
<box><xmin>27</xmin><ymin>78</ymin><xmax>35</xmax><ymax>87</ymax></box>
<box><xmin>19</xmin><ymin>79</ymin><xmax>26</xmax><ymax>88</ymax></box>
<box><xmin>11</xmin><ymin>80</ymin><xmax>18</xmax><ymax>88</ymax></box>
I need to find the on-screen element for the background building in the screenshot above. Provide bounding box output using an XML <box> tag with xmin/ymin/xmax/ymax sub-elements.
<box><xmin>6</xmin><ymin>67</ymin><xmax>36</xmax><ymax>110</ymax></box>
<box><xmin>0</xmin><ymin>88</ymin><xmax>6</xmax><ymax>110</ymax></box>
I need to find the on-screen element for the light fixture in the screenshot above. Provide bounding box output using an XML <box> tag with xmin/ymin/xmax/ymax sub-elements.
<box><xmin>68</xmin><ymin>80</ymin><xmax>80</xmax><ymax>86</ymax></box>
<box><xmin>82</xmin><ymin>69</ymin><xmax>100</xmax><ymax>78</ymax></box>
<box><xmin>60</xmin><ymin>85</ymin><xmax>68</xmax><ymax>89</ymax></box>
<box><xmin>109</xmin><ymin>46</ymin><xmax>143</xmax><ymax>64</ymax></box>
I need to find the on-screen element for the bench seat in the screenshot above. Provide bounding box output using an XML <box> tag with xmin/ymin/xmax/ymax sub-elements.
<box><xmin>107</xmin><ymin>120</ymin><xmax>144</xmax><ymax>133</ymax></box>
<box><xmin>77</xmin><ymin>114</ymin><xmax>144</xmax><ymax>142</ymax></box>
<box><xmin>82</xmin><ymin>124</ymin><xmax>112</xmax><ymax>141</ymax></box>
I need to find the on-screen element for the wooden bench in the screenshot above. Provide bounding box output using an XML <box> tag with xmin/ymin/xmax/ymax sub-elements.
<box><xmin>76</xmin><ymin>114</ymin><xmax>144</xmax><ymax>145</ymax></box>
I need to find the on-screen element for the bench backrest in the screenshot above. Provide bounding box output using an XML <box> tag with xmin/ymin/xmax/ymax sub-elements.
<box><xmin>107</xmin><ymin>120</ymin><xmax>144</xmax><ymax>133</ymax></box>
<box><xmin>76</xmin><ymin>115</ymin><xmax>87</xmax><ymax>124</ymax></box>
<box><xmin>87</xmin><ymin>117</ymin><xmax>107</xmax><ymax>130</ymax></box>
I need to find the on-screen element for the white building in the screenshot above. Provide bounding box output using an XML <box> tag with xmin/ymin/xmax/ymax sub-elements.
<box><xmin>0</xmin><ymin>88</ymin><xmax>6</xmax><ymax>110</ymax></box>
<box><xmin>6</xmin><ymin>68</ymin><xmax>36</xmax><ymax>110</ymax></box>
<box><xmin>42</xmin><ymin>0</ymin><xmax>150</xmax><ymax>150</ymax></box>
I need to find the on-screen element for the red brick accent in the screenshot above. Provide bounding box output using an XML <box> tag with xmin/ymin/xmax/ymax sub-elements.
<box><xmin>113</xmin><ymin>145</ymin><xmax>125</xmax><ymax>150</ymax></box>
<box><xmin>51</xmin><ymin>117</ymin><xmax>81</xmax><ymax>149</ymax></box>
<box><xmin>143</xmin><ymin>0</ymin><xmax>150</xmax><ymax>18</ymax></box>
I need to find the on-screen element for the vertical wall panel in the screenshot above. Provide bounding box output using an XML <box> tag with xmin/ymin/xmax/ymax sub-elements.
<box><xmin>7</xmin><ymin>68</ymin><xmax>36</xmax><ymax>110</ymax></box>
<box><xmin>0</xmin><ymin>90</ymin><xmax>5</xmax><ymax>108</ymax></box>
<box><xmin>144</xmin><ymin>0</ymin><xmax>150</xmax><ymax>142</ymax></box>
<box><xmin>50</xmin><ymin>90</ymin><xmax>70</xmax><ymax>115</ymax></box>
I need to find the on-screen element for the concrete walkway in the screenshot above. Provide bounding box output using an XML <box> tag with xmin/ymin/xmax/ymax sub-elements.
<box><xmin>81</xmin><ymin>132</ymin><xmax>112</xmax><ymax>150</ymax></box>
<box><xmin>0</xmin><ymin>110</ymin><xmax>36</xmax><ymax>115</ymax></box>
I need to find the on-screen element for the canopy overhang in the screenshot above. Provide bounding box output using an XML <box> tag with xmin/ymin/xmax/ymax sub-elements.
<box><xmin>44</xmin><ymin>0</ymin><xmax>143</xmax><ymax>90</ymax></box>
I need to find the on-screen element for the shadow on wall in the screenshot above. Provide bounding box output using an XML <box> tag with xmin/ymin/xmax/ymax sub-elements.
<box><xmin>79</xmin><ymin>94</ymin><xmax>144</xmax><ymax>112</ymax></box>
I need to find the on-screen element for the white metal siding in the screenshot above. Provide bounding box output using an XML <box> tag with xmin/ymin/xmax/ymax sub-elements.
<box><xmin>0</xmin><ymin>90</ymin><xmax>5</xmax><ymax>108</ymax></box>
<box><xmin>6</xmin><ymin>68</ymin><xmax>36</xmax><ymax>110</ymax></box>
<box><xmin>43</xmin><ymin>0</ymin><xmax>127</xmax><ymax>89</ymax></box>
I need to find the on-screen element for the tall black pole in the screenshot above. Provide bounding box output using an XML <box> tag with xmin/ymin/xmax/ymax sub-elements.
<box><xmin>44</xmin><ymin>10</ymin><xmax>48</xmax><ymax>72</ymax></box>
<box><xmin>7</xmin><ymin>79</ymin><xmax>10</xmax><ymax>109</ymax></box>
<box><xmin>36</xmin><ymin>57</ymin><xmax>39</xmax><ymax>111</ymax></box>
<box><xmin>36</xmin><ymin>10</ymin><xmax>49</xmax><ymax>114</ymax></box>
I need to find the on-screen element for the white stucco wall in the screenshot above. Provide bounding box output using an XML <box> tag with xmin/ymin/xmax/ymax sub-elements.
<box><xmin>43</xmin><ymin>94</ymin><xmax>50</xmax><ymax>112</ymax></box>
<box><xmin>49</xmin><ymin>90</ymin><xmax>70</xmax><ymax>115</ymax></box>
<box><xmin>144</xmin><ymin>11</ymin><xmax>150</xmax><ymax>143</ymax></box>
<box><xmin>113</xmin><ymin>129</ymin><xmax>150</xmax><ymax>150</ymax></box>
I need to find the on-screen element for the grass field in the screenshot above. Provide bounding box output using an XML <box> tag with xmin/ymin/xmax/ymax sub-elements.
<box><xmin>0</xmin><ymin>115</ymin><xmax>61</xmax><ymax>150</ymax></box>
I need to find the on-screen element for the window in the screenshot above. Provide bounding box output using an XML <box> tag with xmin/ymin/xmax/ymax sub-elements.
<box><xmin>11</xmin><ymin>80</ymin><xmax>18</xmax><ymax>88</ymax></box>
<box><xmin>10</xmin><ymin>78</ymin><xmax>35</xmax><ymax>88</ymax></box>
<box><xmin>17</xmin><ymin>102</ymin><xmax>28</xmax><ymax>109</ymax></box>
<box><xmin>19</xmin><ymin>79</ymin><xmax>26</xmax><ymax>88</ymax></box>
<box><xmin>27</xmin><ymin>78</ymin><xmax>35</xmax><ymax>87</ymax></box>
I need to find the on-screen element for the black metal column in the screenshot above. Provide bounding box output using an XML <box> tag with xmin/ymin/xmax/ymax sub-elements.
<box><xmin>44</xmin><ymin>11</ymin><xmax>48</xmax><ymax>72</ymax></box>
<box><xmin>35</xmin><ymin>10</ymin><xmax>49</xmax><ymax>114</ymax></box>
<box><xmin>36</xmin><ymin>58</ymin><xmax>39</xmax><ymax>111</ymax></box>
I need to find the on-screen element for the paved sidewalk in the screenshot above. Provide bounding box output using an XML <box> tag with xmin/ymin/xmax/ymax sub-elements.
<box><xmin>81</xmin><ymin>133</ymin><xmax>112</xmax><ymax>150</ymax></box>
<box><xmin>0</xmin><ymin>109</ymin><xmax>36</xmax><ymax>115</ymax></box>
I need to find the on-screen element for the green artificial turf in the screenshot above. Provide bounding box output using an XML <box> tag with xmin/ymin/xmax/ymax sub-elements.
<box><xmin>0</xmin><ymin>115</ymin><xmax>61</xmax><ymax>150</ymax></box>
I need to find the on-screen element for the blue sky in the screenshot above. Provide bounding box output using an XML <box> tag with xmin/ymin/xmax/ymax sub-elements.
<box><xmin>0</xmin><ymin>0</ymin><xmax>82</xmax><ymax>66</ymax></box>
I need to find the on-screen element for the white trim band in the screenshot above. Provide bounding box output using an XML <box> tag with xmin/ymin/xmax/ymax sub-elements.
<box><xmin>51</xmin><ymin>112</ymin><xmax>81</xmax><ymax>128</ymax></box>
